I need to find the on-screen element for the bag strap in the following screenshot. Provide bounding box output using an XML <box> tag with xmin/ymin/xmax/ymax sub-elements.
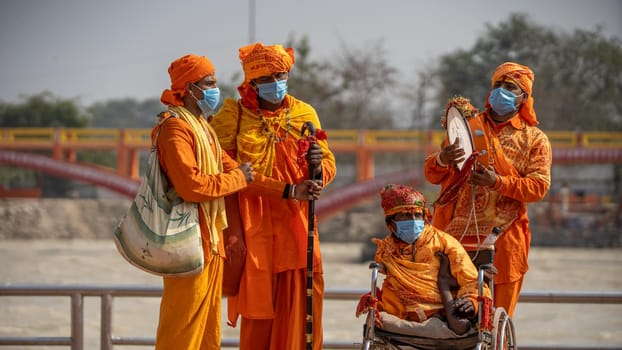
<box><xmin>153</xmin><ymin>111</ymin><xmax>178</xmax><ymax>149</ymax></box>
<box><xmin>236</xmin><ymin>100</ymin><xmax>242</xmax><ymax>135</ymax></box>
<box><xmin>229</xmin><ymin>100</ymin><xmax>243</xmax><ymax>157</ymax></box>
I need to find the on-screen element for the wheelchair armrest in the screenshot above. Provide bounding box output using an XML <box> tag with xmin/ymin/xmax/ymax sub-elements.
<box><xmin>478</xmin><ymin>263</ymin><xmax>497</xmax><ymax>296</ymax></box>
<box><xmin>367</xmin><ymin>262</ymin><xmax>386</xmax><ymax>299</ymax></box>
<box><xmin>478</xmin><ymin>263</ymin><xmax>497</xmax><ymax>275</ymax></box>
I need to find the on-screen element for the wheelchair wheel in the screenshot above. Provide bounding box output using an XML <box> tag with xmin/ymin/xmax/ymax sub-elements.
<box><xmin>491</xmin><ymin>307</ymin><xmax>517</xmax><ymax>350</ymax></box>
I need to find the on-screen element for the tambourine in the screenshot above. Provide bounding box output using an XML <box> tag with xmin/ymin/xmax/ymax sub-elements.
<box><xmin>441</xmin><ymin>96</ymin><xmax>490</xmax><ymax>171</ymax></box>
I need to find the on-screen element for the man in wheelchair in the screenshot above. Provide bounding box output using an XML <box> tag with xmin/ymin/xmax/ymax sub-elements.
<box><xmin>356</xmin><ymin>184</ymin><xmax>492</xmax><ymax>340</ymax></box>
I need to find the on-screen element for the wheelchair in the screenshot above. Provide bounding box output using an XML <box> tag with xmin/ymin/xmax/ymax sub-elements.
<box><xmin>359</xmin><ymin>247</ymin><xmax>516</xmax><ymax>350</ymax></box>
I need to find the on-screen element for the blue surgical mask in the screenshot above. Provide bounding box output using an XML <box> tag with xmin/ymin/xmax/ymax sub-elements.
<box><xmin>488</xmin><ymin>87</ymin><xmax>521</xmax><ymax>116</ymax></box>
<box><xmin>393</xmin><ymin>219</ymin><xmax>425</xmax><ymax>244</ymax></box>
<box><xmin>256</xmin><ymin>79</ymin><xmax>288</xmax><ymax>104</ymax></box>
<box><xmin>193</xmin><ymin>85</ymin><xmax>222</xmax><ymax>116</ymax></box>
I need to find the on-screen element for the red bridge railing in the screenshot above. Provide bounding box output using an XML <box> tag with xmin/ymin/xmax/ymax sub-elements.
<box><xmin>1</xmin><ymin>128</ymin><xmax>621</xmax><ymax>187</ymax></box>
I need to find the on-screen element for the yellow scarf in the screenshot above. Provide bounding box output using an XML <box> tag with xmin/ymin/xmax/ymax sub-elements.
<box><xmin>170</xmin><ymin>106</ymin><xmax>227</xmax><ymax>254</ymax></box>
<box><xmin>376</xmin><ymin>227</ymin><xmax>443</xmax><ymax>309</ymax></box>
<box><xmin>237</xmin><ymin>97</ymin><xmax>324</xmax><ymax>176</ymax></box>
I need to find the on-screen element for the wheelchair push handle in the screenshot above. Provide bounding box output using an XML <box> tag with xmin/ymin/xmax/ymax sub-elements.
<box><xmin>482</xmin><ymin>226</ymin><xmax>502</xmax><ymax>247</ymax></box>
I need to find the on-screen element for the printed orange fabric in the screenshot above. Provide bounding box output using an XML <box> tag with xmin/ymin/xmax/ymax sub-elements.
<box><xmin>210</xmin><ymin>95</ymin><xmax>336</xmax><ymax>319</ymax></box>
<box><xmin>153</xmin><ymin>116</ymin><xmax>248</xmax><ymax>257</ymax></box>
<box><xmin>238</xmin><ymin>42</ymin><xmax>294</xmax><ymax>84</ymax></box>
<box><xmin>374</xmin><ymin>225</ymin><xmax>489</xmax><ymax>321</ymax></box>
<box><xmin>380</xmin><ymin>184</ymin><xmax>427</xmax><ymax>217</ymax></box>
<box><xmin>424</xmin><ymin>111</ymin><xmax>552</xmax><ymax>284</ymax></box>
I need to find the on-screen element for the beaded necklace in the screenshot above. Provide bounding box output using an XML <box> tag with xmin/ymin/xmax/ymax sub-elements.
<box><xmin>257</xmin><ymin>107</ymin><xmax>291</xmax><ymax>143</ymax></box>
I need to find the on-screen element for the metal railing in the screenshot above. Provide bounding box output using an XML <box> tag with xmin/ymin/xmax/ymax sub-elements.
<box><xmin>1</xmin><ymin>285</ymin><xmax>621</xmax><ymax>349</ymax></box>
<box><xmin>2</xmin><ymin>128</ymin><xmax>622</xmax><ymax>150</ymax></box>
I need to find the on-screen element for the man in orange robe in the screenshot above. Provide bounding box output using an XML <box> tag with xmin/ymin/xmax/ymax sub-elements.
<box><xmin>210</xmin><ymin>42</ymin><xmax>336</xmax><ymax>350</ymax></box>
<box><xmin>359</xmin><ymin>184</ymin><xmax>489</xmax><ymax>336</ymax></box>
<box><xmin>154</xmin><ymin>54</ymin><xmax>254</xmax><ymax>350</ymax></box>
<box><xmin>424</xmin><ymin>62</ymin><xmax>552</xmax><ymax>317</ymax></box>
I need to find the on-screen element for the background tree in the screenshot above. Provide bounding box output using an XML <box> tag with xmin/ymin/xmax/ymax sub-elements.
<box><xmin>420</xmin><ymin>13</ymin><xmax>622</xmax><ymax>131</ymax></box>
<box><xmin>0</xmin><ymin>92</ymin><xmax>89</xmax><ymax>127</ymax></box>
<box><xmin>285</xmin><ymin>34</ymin><xmax>327</xmax><ymax>107</ymax></box>
<box><xmin>286</xmin><ymin>35</ymin><xmax>398</xmax><ymax>129</ymax></box>
<box><xmin>538</xmin><ymin>28</ymin><xmax>622</xmax><ymax>131</ymax></box>
<box><xmin>88</xmin><ymin>97</ymin><xmax>162</xmax><ymax>128</ymax></box>
<box><xmin>321</xmin><ymin>40</ymin><xmax>398</xmax><ymax>129</ymax></box>
<box><xmin>399</xmin><ymin>68</ymin><xmax>437</xmax><ymax>129</ymax></box>
<box><xmin>0</xmin><ymin>93</ymin><xmax>92</xmax><ymax>196</ymax></box>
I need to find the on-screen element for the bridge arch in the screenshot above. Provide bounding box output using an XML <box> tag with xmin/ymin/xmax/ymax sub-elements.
<box><xmin>0</xmin><ymin>150</ymin><xmax>139</xmax><ymax>198</ymax></box>
<box><xmin>0</xmin><ymin>150</ymin><xmax>424</xmax><ymax>223</ymax></box>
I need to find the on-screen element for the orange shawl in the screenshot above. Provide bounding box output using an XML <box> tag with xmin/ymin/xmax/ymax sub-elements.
<box><xmin>374</xmin><ymin>226</ymin><xmax>488</xmax><ymax>320</ymax></box>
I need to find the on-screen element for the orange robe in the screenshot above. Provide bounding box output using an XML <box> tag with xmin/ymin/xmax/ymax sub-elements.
<box><xmin>211</xmin><ymin>95</ymin><xmax>337</xmax><ymax>350</ymax></box>
<box><xmin>424</xmin><ymin>112</ymin><xmax>551</xmax><ymax>316</ymax></box>
<box><xmin>154</xmin><ymin>115</ymin><xmax>248</xmax><ymax>350</ymax></box>
<box><xmin>374</xmin><ymin>226</ymin><xmax>489</xmax><ymax>322</ymax></box>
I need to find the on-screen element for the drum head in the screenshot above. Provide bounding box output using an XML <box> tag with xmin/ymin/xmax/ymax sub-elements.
<box><xmin>446</xmin><ymin>106</ymin><xmax>474</xmax><ymax>171</ymax></box>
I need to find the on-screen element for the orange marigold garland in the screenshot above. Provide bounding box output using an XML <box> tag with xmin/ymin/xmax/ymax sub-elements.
<box><xmin>478</xmin><ymin>295</ymin><xmax>494</xmax><ymax>331</ymax></box>
<box><xmin>440</xmin><ymin>95</ymin><xmax>479</xmax><ymax>129</ymax></box>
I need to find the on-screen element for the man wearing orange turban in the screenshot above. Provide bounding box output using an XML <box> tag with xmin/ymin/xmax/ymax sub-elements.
<box><xmin>154</xmin><ymin>53</ymin><xmax>254</xmax><ymax>350</ymax></box>
<box><xmin>210</xmin><ymin>43</ymin><xmax>337</xmax><ymax>350</ymax></box>
<box><xmin>424</xmin><ymin>62</ymin><xmax>552</xmax><ymax>317</ymax></box>
<box><xmin>356</xmin><ymin>184</ymin><xmax>489</xmax><ymax>336</ymax></box>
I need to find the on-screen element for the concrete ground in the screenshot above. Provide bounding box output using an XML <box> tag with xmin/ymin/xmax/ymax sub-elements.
<box><xmin>1</xmin><ymin>240</ymin><xmax>621</xmax><ymax>349</ymax></box>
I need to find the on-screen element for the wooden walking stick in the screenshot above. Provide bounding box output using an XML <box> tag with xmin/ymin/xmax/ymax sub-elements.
<box><xmin>301</xmin><ymin>121</ymin><xmax>317</xmax><ymax>350</ymax></box>
<box><xmin>297</xmin><ymin>121</ymin><xmax>327</xmax><ymax>350</ymax></box>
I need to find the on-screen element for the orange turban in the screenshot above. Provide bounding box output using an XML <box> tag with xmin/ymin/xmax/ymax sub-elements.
<box><xmin>488</xmin><ymin>62</ymin><xmax>538</xmax><ymax>126</ymax></box>
<box><xmin>380</xmin><ymin>184</ymin><xmax>427</xmax><ymax>217</ymax></box>
<box><xmin>161</xmin><ymin>54</ymin><xmax>216</xmax><ymax>106</ymax></box>
<box><xmin>239</xmin><ymin>43</ymin><xmax>295</xmax><ymax>84</ymax></box>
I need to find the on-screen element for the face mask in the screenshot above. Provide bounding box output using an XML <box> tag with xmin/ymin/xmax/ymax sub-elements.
<box><xmin>488</xmin><ymin>87</ymin><xmax>521</xmax><ymax>116</ymax></box>
<box><xmin>393</xmin><ymin>219</ymin><xmax>425</xmax><ymax>244</ymax></box>
<box><xmin>193</xmin><ymin>85</ymin><xmax>222</xmax><ymax>116</ymax></box>
<box><xmin>256</xmin><ymin>79</ymin><xmax>288</xmax><ymax>104</ymax></box>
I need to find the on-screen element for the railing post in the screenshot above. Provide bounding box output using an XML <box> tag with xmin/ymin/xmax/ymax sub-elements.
<box><xmin>128</xmin><ymin>149</ymin><xmax>139</xmax><ymax>180</ymax></box>
<box><xmin>70</xmin><ymin>292</ymin><xmax>84</xmax><ymax>350</ymax></box>
<box><xmin>424</xmin><ymin>130</ymin><xmax>437</xmax><ymax>156</ymax></box>
<box><xmin>356</xmin><ymin>131</ymin><xmax>374</xmax><ymax>182</ymax></box>
<box><xmin>53</xmin><ymin>129</ymin><xmax>63</xmax><ymax>160</ymax></box>
<box><xmin>101</xmin><ymin>293</ymin><xmax>113</xmax><ymax>350</ymax></box>
<box><xmin>66</xmin><ymin>149</ymin><xmax>77</xmax><ymax>162</ymax></box>
<box><xmin>356</xmin><ymin>150</ymin><xmax>374</xmax><ymax>182</ymax></box>
<box><xmin>577</xmin><ymin>131</ymin><xmax>584</xmax><ymax>148</ymax></box>
<box><xmin>117</xmin><ymin>129</ymin><xmax>128</xmax><ymax>177</ymax></box>
<box><xmin>65</xmin><ymin>129</ymin><xmax>76</xmax><ymax>162</ymax></box>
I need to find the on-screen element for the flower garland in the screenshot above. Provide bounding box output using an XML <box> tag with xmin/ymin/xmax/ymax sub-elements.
<box><xmin>258</xmin><ymin>107</ymin><xmax>291</xmax><ymax>143</ymax></box>
<box><xmin>296</xmin><ymin>128</ymin><xmax>328</xmax><ymax>167</ymax></box>
<box><xmin>440</xmin><ymin>96</ymin><xmax>479</xmax><ymax>129</ymax></box>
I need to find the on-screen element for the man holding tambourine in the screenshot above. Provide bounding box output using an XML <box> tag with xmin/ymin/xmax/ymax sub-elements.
<box><xmin>424</xmin><ymin>62</ymin><xmax>552</xmax><ymax>317</ymax></box>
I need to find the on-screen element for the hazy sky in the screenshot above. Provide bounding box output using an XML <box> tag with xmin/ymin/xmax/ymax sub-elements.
<box><xmin>1</xmin><ymin>0</ymin><xmax>620</xmax><ymax>106</ymax></box>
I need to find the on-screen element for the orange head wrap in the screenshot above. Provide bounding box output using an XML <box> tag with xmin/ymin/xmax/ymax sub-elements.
<box><xmin>237</xmin><ymin>43</ymin><xmax>295</xmax><ymax>109</ymax></box>
<box><xmin>487</xmin><ymin>62</ymin><xmax>538</xmax><ymax>126</ymax></box>
<box><xmin>380</xmin><ymin>184</ymin><xmax>427</xmax><ymax>217</ymax></box>
<box><xmin>161</xmin><ymin>54</ymin><xmax>216</xmax><ymax>106</ymax></box>
<box><xmin>239</xmin><ymin>42</ymin><xmax>295</xmax><ymax>84</ymax></box>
